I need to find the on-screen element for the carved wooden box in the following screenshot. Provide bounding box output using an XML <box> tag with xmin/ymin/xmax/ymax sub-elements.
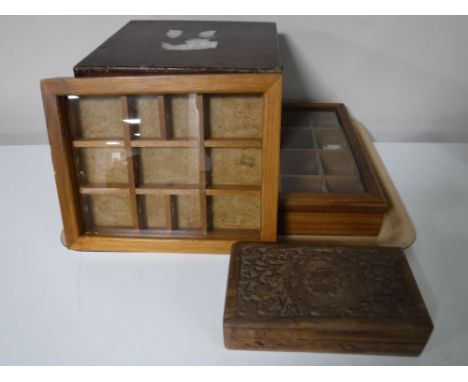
<box><xmin>278</xmin><ymin>103</ymin><xmax>388</xmax><ymax>236</ymax></box>
<box><xmin>224</xmin><ymin>242</ymin><xmax>433</xmax><ymax>355</ymax></box>
<box><xmin>41</xmin><ymin>21</ymin><xmax>282</xmax><ymax>253</ymax></box>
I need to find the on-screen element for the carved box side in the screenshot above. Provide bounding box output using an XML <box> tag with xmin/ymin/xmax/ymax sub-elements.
<box><xmin>224</xmin><ymin>242</ymin><xmax>433</xmax><ymax>356</ymax></box>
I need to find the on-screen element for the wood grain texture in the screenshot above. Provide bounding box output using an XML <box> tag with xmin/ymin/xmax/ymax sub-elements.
<box><xmin>80</xmin><ymin>186</ymin><xmax>129</xmax><ymax>195</ymax></box>
<box><xmin>280</xmin><ymin>211</ymin><xmax>383</xmax><ymax>236</ymax></box>
<box><xmin>260</xmin><ymin>75</ymin><xmax>282</xmax><ymax>241</ymax></box>
<box><xmin>130</xmin><ymin>139</ymin><xmax>197</xmax><ymax>148</ymax></box>
<box><xmin>73</xmin><ymin>139</ymin><xmax>125</xmax><ymax>148</ymax></box>
<box><xmin>41</xmin><ymin>90</ymin><xmax>82</xmax><ymax>246</ymax></box>
<box><xmin>157</xmin><ymin>95</ymin><xmax>168</xmax><ymax>139</ymax></box>
<box><xmin>197</xmin><ymin>94</ymin><xmax>208</xmax><ymax>234</ymax></box>
<box><xmin>129</xmin><ymin>138</ymin><xmax>262</xmax><ymax>149</ymax></box>
<box><xmin>121</xmin><ymin>96</ymin><xmax>140</xmax><ymax>229</ymax></box>
<box><xmin>204</xmin><ymin>138</ymin><xmax>262</xmax><ymax>148</ymax></box>
<box><xmin>206</xmin><ymin>185</ymin><xmax>260</xmax><ymax>197</ymax></box>
<box><xmin>224</xmin><ymin>242</ymin><xmax>433</xmax><ymax>355</ymax></box>
<box><xmin>40</xmin><ymin>74</ymin><xmax>281</xmax><ymax>96</ymax></box>
<box><xmin>69</xmin><ymin>235</ymin><xmax>246</xmax><ymax>254</ymax></box>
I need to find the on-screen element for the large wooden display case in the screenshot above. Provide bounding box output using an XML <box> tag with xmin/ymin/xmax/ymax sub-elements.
<box><xmin>278</xmin><ymin>103</ymin><xmax>388</xmax><ymax>236</ymax></box>
<box><xmin>41</xmin><ymin>21</ymin><xmax>282</xmax><ymax>253</ymax></box>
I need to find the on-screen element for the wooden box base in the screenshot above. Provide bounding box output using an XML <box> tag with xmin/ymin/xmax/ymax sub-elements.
<box><xmin>224</xmin><ymin>242</ymin><xmax>433</xmax><ymax>356</ymax></box>
<box><xmin>225</xmin><ymin>331</ymin><xmax>429</xmax><ymax>356</ymax></box>
<box><xmin>279</xmin><ymin>210</ymin><xmax>384</xmax><ymax>236</ymax></box>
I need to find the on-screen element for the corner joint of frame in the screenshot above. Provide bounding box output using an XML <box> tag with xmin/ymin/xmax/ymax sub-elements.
<box><xmin>40</xmin><ymin>79</ymin><xmax>59</xmax><ymax>98</ymax></box>
<box><xmin>267</xmin><ymin>73</ymin><xmax>282</xmax><ymax>89</ymax></box>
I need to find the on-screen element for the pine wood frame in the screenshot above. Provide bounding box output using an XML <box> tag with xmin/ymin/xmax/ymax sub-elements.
<box><xmin>41</xmin><ymin>74</ymin><xmax>282</xmax><ymax>253</ymax></box>
<box><xmin>279</xmin><ymin>103</ymin><xmax>388</xmax><ymax>236</ymax></box>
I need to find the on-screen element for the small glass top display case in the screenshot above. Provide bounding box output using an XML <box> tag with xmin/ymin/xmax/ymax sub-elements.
<box><xmin>41</xmin><ymin>21</ymin><xmax>282</xmax><ymax>253</ymax></box>
<box><xmin>279</xmin><ymin>103</ymin><xmax>388</xmax><ymax>236</ymax></box>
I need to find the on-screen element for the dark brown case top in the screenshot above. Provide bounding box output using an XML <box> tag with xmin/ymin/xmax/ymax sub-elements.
<box><xmin>74</xmin><ymin>20</ymin><xmax>282</xmax><ymax>77</ymax></box>
<box><xmin>224</xmin><ymin>242</ymin><xmax>433</xmax><ymax>356</ymax></box>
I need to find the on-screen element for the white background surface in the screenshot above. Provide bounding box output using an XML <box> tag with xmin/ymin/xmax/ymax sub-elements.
<box><xmin>1</xmin><ymin>15</ymin><xmax>468</xmax><ymax>145</ymax></box>
<box><xmin>0</xmin><ymin>143</ymin><xmax>467</xmax><ymax>365</ymax></box>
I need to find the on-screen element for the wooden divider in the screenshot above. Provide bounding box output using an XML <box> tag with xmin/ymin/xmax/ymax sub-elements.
<box><xmin>120</xmin><ymin>96</ymin><xmax>141</xmax><ymax>229</ymax></box>
<box><xmin>196</xmin><ymin>94</ymin><xmax>208</xmax><ymax>234</ymax></box>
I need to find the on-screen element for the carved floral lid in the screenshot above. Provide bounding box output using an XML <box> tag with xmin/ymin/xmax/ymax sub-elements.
<box><xmin>224</xmin><ymin>242</ymin><xmax>433</xmax><ymax>327</ymax></box>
